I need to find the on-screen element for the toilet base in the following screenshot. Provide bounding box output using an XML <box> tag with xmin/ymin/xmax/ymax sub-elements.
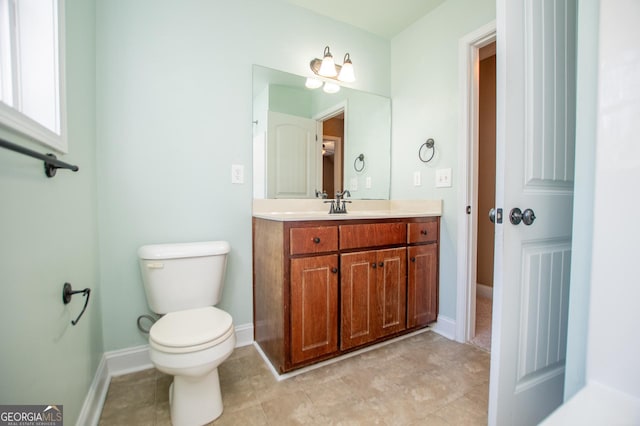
<box><xmin>168</xmin><ymin>368</ymin><xmax>223</xmax><ymax>426</ymax></box>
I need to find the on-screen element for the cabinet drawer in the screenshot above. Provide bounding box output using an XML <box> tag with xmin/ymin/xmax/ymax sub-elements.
<box><xmin>290</xmin><ymin>226</ymin><xmax>338</xmax><ymax>255</ymax></box>
<box><xmin>408</xmin><ymin>221</ymin><xmax>438</xmax><ymax>244</ymax></box>
<box><xmin>339</xmin><ymin>223</ymin><xmax>406</xmax><ymax>250</ymax></box>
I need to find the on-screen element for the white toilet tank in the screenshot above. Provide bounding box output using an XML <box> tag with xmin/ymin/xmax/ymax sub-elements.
<box><xmin>138</xmin><ymin>241</ymin><xmax>230</xmax><ymax>314</ymax></box>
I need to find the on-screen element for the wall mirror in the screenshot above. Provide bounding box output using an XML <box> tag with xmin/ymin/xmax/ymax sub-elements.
<box><xmin>252</xmin><ymin>65</ymin><xmax>391</xmax><ymax>200</ymax></box>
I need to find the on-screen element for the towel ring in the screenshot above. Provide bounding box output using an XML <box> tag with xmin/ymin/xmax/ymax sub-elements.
<box><xmin>354</xmin><ymin>153</ymin><xmax>365</xmax><ymax>172</ymax></box>
<box><xmin>419</xmin><ymin>138</ymin><xmax>435</xmax><ymax>163</ymax></box>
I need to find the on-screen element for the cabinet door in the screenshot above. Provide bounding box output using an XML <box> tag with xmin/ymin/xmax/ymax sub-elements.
<box><xmin>341</xmin><ymin>250</ymin><xmax>377</xmax><ymax>350</ymax></box>
<box><xmin>290</xmin><ymin>255</ymin><xmax>339</xmax><ymax>364</ymax></box>
<box><xmin>407</xmin><ymin>244</ymin><xmax>438</xmax><ymax>328</ymax></box>
<box><xmin>376</xmin><ymin>248</ymin><xmax>407</xmax><ymax>337</ymax></box>
<box><xmin>341</xmin><ymin>248</ymin><xmax>407</xmax><ymax>350</ymax></box>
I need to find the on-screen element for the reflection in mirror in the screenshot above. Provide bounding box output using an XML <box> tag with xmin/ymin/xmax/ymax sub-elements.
<box><xmin>252</xmin><ymin>65</ymin><xmax>391</xmax><ymax>200</ymax></box>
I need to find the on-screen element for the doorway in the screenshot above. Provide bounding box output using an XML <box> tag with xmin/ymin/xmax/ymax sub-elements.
<box><xmin>471</xmin><ymin>42</ymin><xmax>496</xmax><ymax>352</ymax></box>
<box><xmin>320</xmin><ymin>113</ymin><xmax>344</xmax><ymax>199</ymax></box>
<box><xmin>455</xmin><ymin>21</ymin><xmax>496</xmax><ymax>347</ymax></box>
<box><xmin>314</xmin><ymin>107</ymin><xmax>345</xmax><ymax>199</ymax></box>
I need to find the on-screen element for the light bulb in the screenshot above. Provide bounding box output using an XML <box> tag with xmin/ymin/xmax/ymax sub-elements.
<box><xmin>318</xmin><ymin>46</ymin><xmax>338</xmax><ymax>77</ymax></box>
<box><xmin>338</xmin><ymin>53</ymin><xmax>355</xmax><ymax>82</ymax></box>
<box><xmin>305</xmin><ymin>77</ymin><xmax>323</xmax><ymax>89</ymax></box>
<box><xmin>323</xmin><ymin>82</ymin><xmax>340</xmax><ymax>94</ymax></box>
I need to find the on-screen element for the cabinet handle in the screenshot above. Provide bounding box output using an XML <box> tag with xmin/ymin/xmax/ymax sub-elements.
<box><xmin>371</xmin><ymin>263</ymin><xmax>377</xmax><ymax>269</ymax></box>
<box><xmin>410</xmin><ymin>257</ymin><xmax>416</xmax><ymax>262</ymax></box>
<box><xmin>420</xmin><ymin>229</ymin><xmax>428</xmax><ymax>236</ymax></box>
<box><xmin>313</xmin><ymin>237</ymin><xmax>321</xmax><ymax>244</ymax></box>
<box><xmin>379</xmin><ymin>262</ymin><xmax>384</xmax><ymax>267</ymax></box>
<box><xmin>331</xmin><ymin>267</ymin><xmax>338</xmax><ymax>274</ymax></box>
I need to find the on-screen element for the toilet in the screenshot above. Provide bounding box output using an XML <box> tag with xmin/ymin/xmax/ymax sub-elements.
<box><xmin>138</xmin><ymin>241</ymin><xmax>235</xmax><ymax>426</ymax></box>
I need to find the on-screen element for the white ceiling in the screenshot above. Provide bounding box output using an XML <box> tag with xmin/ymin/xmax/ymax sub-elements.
<box><xmin>284</xmin><ymin>0</ymin><xmax>446</xmax><ymax>39</ymax></box>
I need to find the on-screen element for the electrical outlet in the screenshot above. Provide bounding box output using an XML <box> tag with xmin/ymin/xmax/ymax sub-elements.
<box><xmin>413</xmin><ymin>171</ymin><xmax>421</xmax><ymax>186</ymax></box>
<box><xmin>231</xmin><ymin>164</ymin><xmax>244</xmax><ymax>184</ymax></box>
<box><xmin>365</xmin><ymin>177</ymin><xmax>372</xmax><ymax>189</ymax></box>
<box><xmin>435</xmin><ymin>168</ymin><xmax>452</xmax><ymax>188</ymax></box>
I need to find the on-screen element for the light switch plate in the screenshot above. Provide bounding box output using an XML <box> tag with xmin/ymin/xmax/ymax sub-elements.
<box><xmin>365</xmin><ymin>177</ymin><xmax>372</xmax><ymax>189</ymax></box>
<box><xmin>350</xmin><ymin>177</ymin><xmax>358</xmax><ymax>191</ymax></box>
<box><xmin>413</xmin><ymin>171</ymin><xmax>421</xmax><ymax>186</ymax></box>
<box><xmin>435</xmin><ymin>168</ymin><xmax>452</xmax><ymax>188</ymax></box>
<box><xmin>231</xmin><ymin>164</ymin><xmax>244</xmax><ymax>184</ymax></box>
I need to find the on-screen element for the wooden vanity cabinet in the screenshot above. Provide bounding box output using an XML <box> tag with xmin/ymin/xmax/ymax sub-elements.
<box><xmin>253</xmin><ymin>215</ymin><xmax>439</xmax><ymax>373</ymax></box>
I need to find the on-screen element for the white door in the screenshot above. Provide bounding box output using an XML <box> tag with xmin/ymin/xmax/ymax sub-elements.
<box><xmin>489</xmin><ymin>0</ymin><xmax>576</xmax><ymax>424</ymax></box>
<box><xmin>267</xmin><ymin>111</ymin><xmax>320</xmax><ymax>198</ymax></box>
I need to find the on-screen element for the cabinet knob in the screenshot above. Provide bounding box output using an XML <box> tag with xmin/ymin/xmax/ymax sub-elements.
<box><xmin>313</xmin><ymin>237</ymin><xmax>321</xmax><ymax>244</ymax></box>
<box><xmin>331</xmin><ymin>267</ymin><xmax>338</xmax><ymax>274</ymax></box>
<box><xmin>379</xmin><ymin>262</ymin><xmax>384</xmax><ymax>267</ymax></box>
<box><xmin>410</xmin><ymin>257</ymin><xmax>416</xmax><ymax>262</ymax></box>
<box><xmin>420</xmin><ymin>229</ymin><xmax>428</xmax><ymax>235</ymax></box>
<box><xmin>371</xmin><ymin>263</ymin><xmax>377</xmax><ymax>269</ymax></box>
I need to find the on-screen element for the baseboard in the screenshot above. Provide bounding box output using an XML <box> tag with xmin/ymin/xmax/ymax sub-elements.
<box><xmin>106</xmin><ymin>344</ymin><xmax>154</xmax><ymax>377</ymax></box>
<box><xmin>432</xmin><ymin>315</ymin><xmax>456</xmax><ymax>340</ymax></box>
<box><xmin>234</xmin><ymin>322</ymin><xmax>254</xmax><ymax>347</ymax></box>
<box><xmin>75</xmin><ymin>356</ymin><xmax>110</xmax><ymax>426</ymax></box>
<box><xmin>77</xmin><ymin>322</ymin><xmax>254</xmax><ymax>425</ymax></box>
<box><xmin>477</xmin><ymin>283</ymin><xmax>494</xmax><ymax>299</ymax></box>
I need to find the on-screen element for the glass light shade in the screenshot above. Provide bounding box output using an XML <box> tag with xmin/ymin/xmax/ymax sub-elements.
<box><xmin>305</xmin><ymin>77</ymin><xmax>323</xmax><ymax>89</ymax></box>
<box><xmin>338</xmin><ymin>61</ymin><xmax>355</xmax><ymax>82</ymax></box>
<box><xmin>318</xmin><ymin>48</ymin><xmax>337</xmax><ymax>77</ymax></box>
<box><xmin>323</xmin><ymin>82</ymin><xmax>340</xmax><ymax>94</ymax></box>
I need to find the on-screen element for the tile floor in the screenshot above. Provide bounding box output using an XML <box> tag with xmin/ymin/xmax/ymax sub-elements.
<box><xmin>98</xmin><ymin>331</ymin><xmax>490</xmax><ymax>425</ymax></box>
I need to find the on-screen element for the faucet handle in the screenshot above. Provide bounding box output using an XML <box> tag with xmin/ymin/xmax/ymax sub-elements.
<box><xmin>323</xmin><ymin>199</ymin><xmax>336</xmax><ymax>213</ymax></box>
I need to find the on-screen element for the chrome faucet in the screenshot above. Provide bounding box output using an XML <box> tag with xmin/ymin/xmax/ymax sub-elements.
<box><xmin>328</xmin><ymin>190</ymin><xmax>351</xmax><ymax>214</ymax></box>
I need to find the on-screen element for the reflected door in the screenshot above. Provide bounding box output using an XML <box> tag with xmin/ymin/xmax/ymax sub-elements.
<box><xmin>267</xmin><ymin>111</ymin><xmax>320</xmax><ymax>198</ymax></box>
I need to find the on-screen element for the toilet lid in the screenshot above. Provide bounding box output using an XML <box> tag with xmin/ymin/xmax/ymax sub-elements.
<box><xmin>150</xmin><ymin>306</ymin><xmax>233</xmax><ymax>348</ymax></box>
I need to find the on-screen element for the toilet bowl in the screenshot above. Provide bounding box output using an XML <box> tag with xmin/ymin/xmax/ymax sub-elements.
<box><xmin>137</xmin><ymin>241</ymin><xmax>234</xmax><ymax>426</ymax></box>
<box><xmin>149</xmin><ymin>307</ymin><xmax>235</xmax><ymax>426</ymax></box>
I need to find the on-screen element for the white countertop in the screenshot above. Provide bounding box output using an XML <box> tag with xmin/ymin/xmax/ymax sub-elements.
<box><xmin>252</xmin><ymin>199</ymin><xmax>442</xmax><ymax>221</ymax></box>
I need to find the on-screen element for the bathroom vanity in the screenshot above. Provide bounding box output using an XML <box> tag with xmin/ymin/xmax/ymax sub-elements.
<box><xmin>252</xmin><ymin>201</ymin><xmax>441</xmax><ymax>373</ymax></box>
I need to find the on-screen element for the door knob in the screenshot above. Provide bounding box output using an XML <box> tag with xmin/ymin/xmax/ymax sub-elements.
<box><xmin>489</xmin><ymin>208</ymin><xmax>496</xmax><ymax>223</ymax></box>
<box><xmin>510</xmin><ymin>207</ymin><xmax>536</xmax><ymax>226</ymax></box>
<box><xmin>522</xmin><ymin>208</ymin><xmax>536</xmax><ymax>225</ymax></box>
<box><xmin>510</xmin><ymin>208</ymin><xmax>522</xmax><ymax>225</ymax></box>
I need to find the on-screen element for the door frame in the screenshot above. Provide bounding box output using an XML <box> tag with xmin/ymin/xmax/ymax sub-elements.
<box><xmin>456</xmin><ymin>21</ymin><xmax>497</xmax><ymax>343</ymax></box>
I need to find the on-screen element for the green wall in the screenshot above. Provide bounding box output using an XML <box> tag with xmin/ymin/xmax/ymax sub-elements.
<box><xmin>0</xmin><ymin>0</ymin><xmax>101</xmax><ymax>423</ymax></box>
<box><xmin>96</xmin><ymin>0</ymin><xmax>390</xmax><ymax>351</ymax></box>
<box><xmin>390</xmin><ymin>0</ymin><xmax>496</xmax><ymax>320</ymax></box>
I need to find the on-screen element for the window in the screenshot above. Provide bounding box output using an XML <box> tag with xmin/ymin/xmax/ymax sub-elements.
<box><xmin>0</xmin><ymin>0</ymin><xmax>66</xmax><ymax>152</ymax></box>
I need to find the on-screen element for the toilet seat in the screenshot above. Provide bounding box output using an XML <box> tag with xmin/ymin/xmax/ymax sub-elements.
<box><xmin>150</xmin><ymin>306</ymin><xmax>234</xmax><ymax>354</ymax></box>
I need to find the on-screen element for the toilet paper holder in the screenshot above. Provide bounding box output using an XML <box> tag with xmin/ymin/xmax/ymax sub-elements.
<box><xmin>62</xmin><ymin>282</ymin><xmax>91</xmax><ymax>326</ymax></box>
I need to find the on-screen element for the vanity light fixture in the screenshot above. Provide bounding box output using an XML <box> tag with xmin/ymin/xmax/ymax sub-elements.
<box><xmin>310</xmin><ymin>46</ymin><xmax>356</xmax><ymax>83</ymax></box>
